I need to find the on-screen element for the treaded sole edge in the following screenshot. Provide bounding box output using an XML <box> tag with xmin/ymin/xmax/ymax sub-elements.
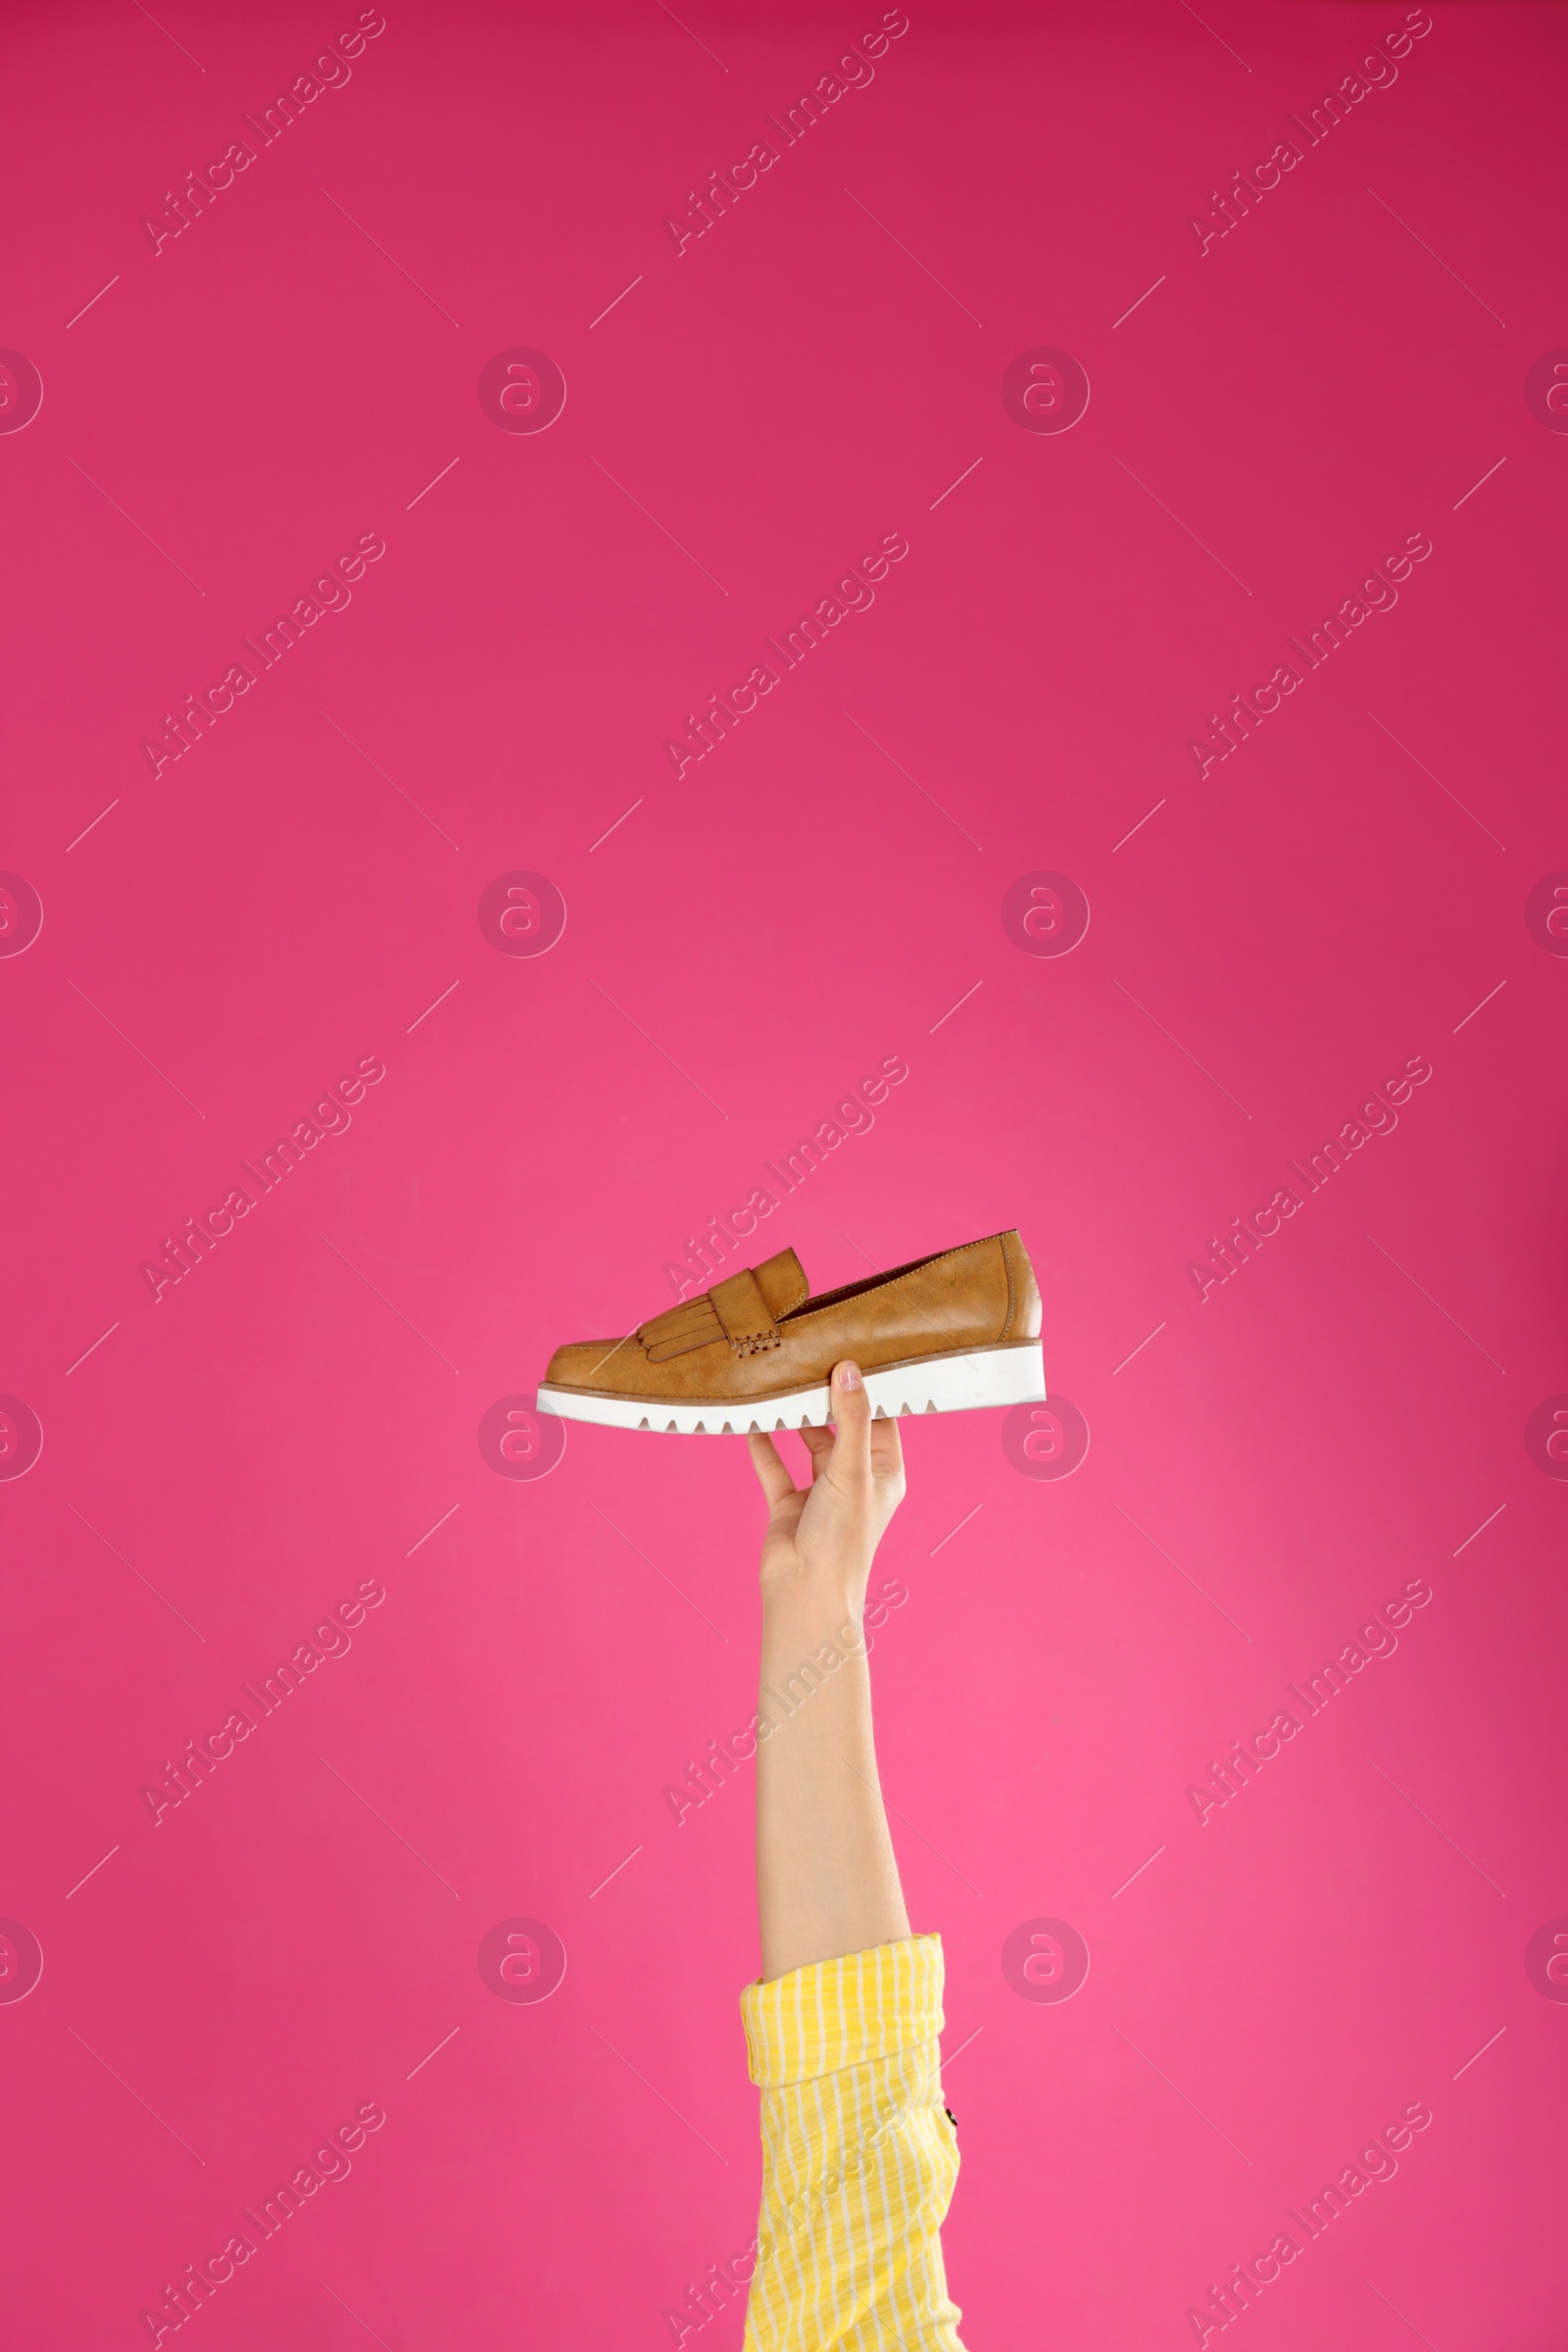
<box><xmin>535</xmin><ymin>1343</ymin><xmax>1046</xmax><ymax>1434</ymax></box>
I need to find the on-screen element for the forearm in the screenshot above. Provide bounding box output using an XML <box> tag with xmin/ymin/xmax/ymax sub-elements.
<box><xmin>756</xmin><ymin>1573</ymin><xmax>909</xmax><ymax>1983</ymax></box>
<box><xmin>741</xmin><ymin>1366</ymin><xmax>964</xmax><ymax>2349</ymax></box>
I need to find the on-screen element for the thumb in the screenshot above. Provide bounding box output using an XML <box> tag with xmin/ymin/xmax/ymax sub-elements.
<box><xmin>827</xmin><ymin>1360</ymin><xmax>871</xmax><ymax>1482</ymax></box>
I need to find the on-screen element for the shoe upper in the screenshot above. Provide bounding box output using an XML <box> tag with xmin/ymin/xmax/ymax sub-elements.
<box><xmin>543</xmin><ymin>1231</ymin><xmax>1040</xmax><ymax>1402</ymax></box>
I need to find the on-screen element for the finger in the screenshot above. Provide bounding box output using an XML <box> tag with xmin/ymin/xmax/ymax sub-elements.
<box><xmin>826</xmin><ymin>1360</ymin><xmax>871</xmax><ymax>1482</ymax></box>
<box><xmin>869</xmin><ymin>1413</ymin><xmax>905</xmax><ymax>1484</ymax></box>
<box><xmin>799</xmin><ymin>1424</ymin><xmax>837</xmax><ymax>1478</ymax></box>
<box><xmin>747</xmin><ymin>1431</ymin><xmax>798</xmax><ymax>1508</ymax></box>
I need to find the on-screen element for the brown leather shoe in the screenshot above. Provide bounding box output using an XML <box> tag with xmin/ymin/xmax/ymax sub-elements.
<box><xmin>537</xmin><ymin>1230</ymin><xmax>1045</xmax><ymax>1434</ymax></box>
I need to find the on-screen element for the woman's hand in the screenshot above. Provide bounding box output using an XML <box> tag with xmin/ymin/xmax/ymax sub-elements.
<box><xmin>746</xmin><ymin>1361</ymin><xmax>906</xmax><ymax>1617</ymax></box>
<box><xmin>749</xmin><ymin>1360</ymin><xmax>912</xmax><ymax>1979</ymax></box>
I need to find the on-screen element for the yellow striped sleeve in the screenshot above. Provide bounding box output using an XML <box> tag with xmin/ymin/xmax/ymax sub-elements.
<box><xmin>738</xmin><ymin>1934</ymin><xmax>966</xmax><ymax>2350</ymax></box>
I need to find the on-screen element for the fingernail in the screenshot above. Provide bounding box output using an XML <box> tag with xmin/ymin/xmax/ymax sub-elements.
<box><xmin>838</xmin><ymin>1361</ymin><xmax>861</xmax><ymax>1390</ymax></box>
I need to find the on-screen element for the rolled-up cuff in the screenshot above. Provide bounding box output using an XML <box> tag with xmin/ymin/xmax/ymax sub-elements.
<box><xmin>741</xmin><ymin>1934</ymin><xmax>945</xmax><ymax>2088</ymax></box>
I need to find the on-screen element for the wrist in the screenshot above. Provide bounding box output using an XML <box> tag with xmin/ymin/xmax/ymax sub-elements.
<box><xmin>760</xmin><ymin>1582</ymin><xmax>870</xmax><ymax>1683</ymax></box>
<box><xmin>760</xmin><ymin>1556</ymin><xmax>869</xmax><ymax>1631</ymax></box>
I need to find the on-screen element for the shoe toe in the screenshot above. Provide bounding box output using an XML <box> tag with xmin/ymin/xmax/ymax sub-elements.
<box><xmin>544</xmin><ymin>1338</ymin><xmax>640</xmax><ymax>1392</ymax></box>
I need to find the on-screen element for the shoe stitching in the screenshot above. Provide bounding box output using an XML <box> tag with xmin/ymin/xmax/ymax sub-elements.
<box><xmin>640</xmin><ymin>1276</ymin><xmax>792</xmax><ymax>1361</ymax></box>
<box><xmin>766</xmin><ymin>1254</ymin><xmax>809</xmax><ymax>1316</ymax></box>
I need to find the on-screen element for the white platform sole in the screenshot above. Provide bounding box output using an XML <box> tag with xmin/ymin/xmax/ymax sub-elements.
<box><xmin>536</xmin><ymin>1342</ymin><xmax>1045</xmax><ymax>1435</ymax></box>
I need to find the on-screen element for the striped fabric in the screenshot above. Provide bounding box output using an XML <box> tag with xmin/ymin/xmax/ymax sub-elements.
<box><xmin>739</xmin><ymin>1934</ymin><xmax>966</xmax><ymax>2349</ymax></box>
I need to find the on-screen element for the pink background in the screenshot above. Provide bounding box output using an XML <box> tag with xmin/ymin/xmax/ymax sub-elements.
<box><xmin>4</xmin><ymin>0</ymin><xmax>1567</xmax><ymax>2344</ymax></box>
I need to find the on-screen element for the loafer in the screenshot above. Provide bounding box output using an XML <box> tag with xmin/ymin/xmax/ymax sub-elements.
<box><xmin>536</xmin><ymin>1229</ymin><xmax>1045</xmax><ymax>1434</ymax></box>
